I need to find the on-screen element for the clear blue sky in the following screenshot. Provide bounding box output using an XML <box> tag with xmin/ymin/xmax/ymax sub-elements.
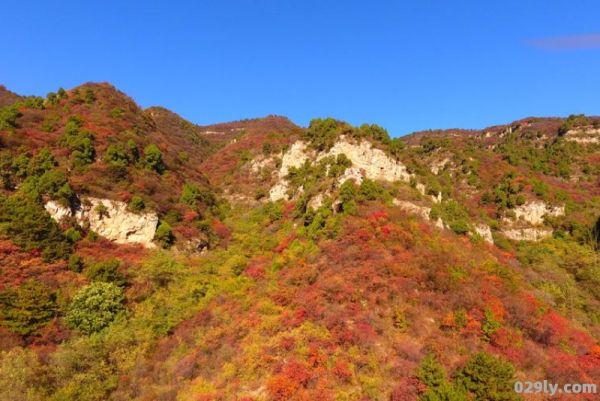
<box><xmin>1</xmin><ymin>1</ymin><xmax>599</xmax><ymax>136</ymax></box>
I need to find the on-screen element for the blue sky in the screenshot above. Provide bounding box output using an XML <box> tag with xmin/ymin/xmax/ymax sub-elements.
<box><xmin>1</xmin><ymin>1</ymin><xmax>599</xmax><ymax>136</ymax></box>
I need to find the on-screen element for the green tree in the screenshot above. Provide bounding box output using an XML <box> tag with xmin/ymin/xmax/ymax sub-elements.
<box><xmin>303</xmin><ymin>118</ymin><xmax>342</xmax><ymax>151</ymax></box>
<box><xmin>104</xmin><ymin>143</ymin><xmax>130</xmax><ymax>167</ymax></box>
<box><xmin>84</xmin><ymin>258</ymin><xmax>126</xmax><ymax>287</ymax></box>
<box><xmin>128</xmin><ymin>195</ymin><xmax>145</xmax><ymax>212</ymax></box>
<box><xmin>144</xmin><ymin>144</ymin><xmax>165</xmax><ymax>174</ymax></box>
<box><xmin>417</xmin><ymin>354</ymin><xmax>467</xmax><ymax>401</ymax></box>
<box><xmin>0</xmin><ymin>105</ymin><xmax>21</xmax><ymax>131</ymax></box>
<box><xmin>28</xmin><ymin>148</ymin><xmax>57</xmax><ymax>176</ymax></box>
<box><xmin>0</xmin><ymin>193</ymin><xmax>72</xmax><ymax>261</ymax></box>
<box><xmin>359</xmin><ymin>178</ymin><xmax>387</xmax><ymax>201</ymax></box>
<box><xmin>65</xmin><ymin>282</ymin><xmax>125</xmax><ymax>335</ymax></box>
<box><xmin>155</xmin><ymin>221</ymin><xmax>174</xmax><ymax>248</ymax></box>
<box><xmin>0</xmin><ymin>280</ymin><xmax>57</xmax><ymax>336</ymax></box>
<box><xmin>339</xmin><ymin>180</ymin><xmax>358</xmax><ymax>214</ymax></box>
<box><xmin>455</xmin><ymin>352</ymin><xmax>519</xmax><ymax>401</ymax></box>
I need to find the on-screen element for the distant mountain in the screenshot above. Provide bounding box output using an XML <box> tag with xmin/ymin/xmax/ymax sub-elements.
<box><xmin>0</xmin><ymin>83</ymin><xmax>599</xmax><ymax>401</ymax></box>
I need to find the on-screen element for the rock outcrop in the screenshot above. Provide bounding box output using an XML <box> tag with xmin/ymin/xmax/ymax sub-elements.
<box><xmin>473</xmin><ymin>224</ymin><xmax>494</xmax><ymax>244</ymax></box>
<box><xmin>320</xmin><ymin>138</ymin><xmax>412</xmax><ymax>183</ymax></box>
<box><xmin>269</xmin><ymin>138</ymin><xmax>412</xmax><ymax>201</ymax></box>
<box><xmin>564</xmin><ymin>128</ymin><xmax>600</xmax><ymax>144</ymax></box>
<box><xmin>512</xmin><ymin>201</ymin><xmax>564</xmax><ymax>226</ymax></box>
<box><xmin>501</xmin><ymin>227</ymin><xmax>553</xmax><ymax>242</ymax></box>
<box><xmin>45</xmin><ymin>197</ymin><xmax>158</xmax><ymax>247</ymax></box>
<box><xmin>393</xmin><ymin>199</ymin><xmax>431</xmax><ymax>221</ymax></box>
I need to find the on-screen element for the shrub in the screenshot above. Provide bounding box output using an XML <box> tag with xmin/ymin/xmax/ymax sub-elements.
<box><xmin>339</xmin><ymin>180</ymin><xmax>358</xmax><ymax>214</ymax></box>
<box><xmin>65</xmin><ymin>282</ymin><xmax>125</xmax><ymax>334</ymax></box>
<box><xmin>417</xmin><ymin>353</ymin><xmax>467</xmax><ymax>401</ymax></box>
<box><xmin>94</xmin><ymin>202</ymin><xmax>109</xmax><ymax>219</ymax></box>
<box><xmin>0</xmin><ymin>105</ymin><xmax>21</xmax><ymax>131</ymax></box>
<box><xmin>0</xmin><ymin>193</ymin><xmax>72</xmax><ymax>261</ymax></box>
<box><xmin>155</xmin><ymin>221</ymin><xmax>174</xmax><ymax>248</ymax></box>
<box><xmin>455</xmin><ymin>352</ymin><xmax>518</xmax><ymax>401</ymax></box>
<box><xmin>64</xmin><ymin>227</ymin><xmax>82</xmax><ymax>243</ymax></box>
<box><xmin>303</xmin><ymin>118</ymin><xmax>344</xmax><ymax>151</ymax></box>
<box><xmin>144</xmin><ymin>144</ymin><xmax>165</xmax><ymax>174</ymax></box>
<box><xmin>128</xmin><ymin>196</ymin><xmax>145</xmax><ymax>212</ymax></box>
<box><xmin>84</xmin><ymin>258</ymin><xmax>126</xmax><ymax>287</ymax></box>
<box><xmin>355</xmin><ymin>123</ymin><xmax>391</xmax><ymax>144</ymax></box>
<box><xmin>0</xmin><ymin>280</ymin><xmax>57</xmax><ymax>336</ymax></box>
<box><xmin>127</xmin><ymin>139</ymin><xmax>140</xmax><ymax>162</ymax></box>
<box><xmin>21</xmin><ymin>96</ymin><xmax>45</xmax><ymax>109</ymax></box>
<box><xmin>104</xmin><ymin>143</ymin><xmax>130</xmax><ymax>168</ymax></box>
<box><xmin>28</xmin><ymin>148</ymin><xmax>57</xmax><ymax>176</ymax></box>
<box><xmin>0</xmin><ymin>348</ymin><xmax>47</xmax><ymax>400</ymax></box>
<box><xmin>180</xmin><ymin>182</ymin><xmax>217</xmax><ymax>209</ymax></box>
<box><xmin>84</xmin><ymin>88</ymin><xmax>96</xmax><ymax>104</ymax></box>
<box><xmin>68</xmin><ymin>254</ymin><xmax>84</xmax><ymax>272</ymax></box>
<box><xmin>359</xmin><ymin>178</ymin><xmax>387</xmax><ymax>201</ymax></box>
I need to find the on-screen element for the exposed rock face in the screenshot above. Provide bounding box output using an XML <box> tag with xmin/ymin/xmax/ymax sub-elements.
<box><xmin>474</xmin><ymin>224</ymin><xmax>494</xmax><ymax>244</ymax></box>
<box><xmin>268</xmin><ymin>181</ymin><xmax>290</xmax><ymax>202</ymax></box>
<box><xmin>321</xmin><ymin>137</ymin><xmax>411</xmax><ymax>183</ymax></box>
<box><xmin>393</xmin><ymin>199</ymin><xmax>431</xmax><ymax>221</ymax></box>
<box><xmin>308</xmin><ymin>193</ymin><xmax>324</xmax><ymax>210</ymax></box>
<box><xmin>564</xmin><ymin>128</ymin><xmax>600</xmax><ymax>144</ymax></box>
<box><xmin>501</xmin><ymin>227</ymin><xmax>553</xmax><ymax>242</ymax></box>
<box><xmin>249</xmin><ymin>156</ymin><xmax>274</xmax><ymax>173</ymax></box>
<box><xmin>279</xmin><ymin>141</ymin><xmax>310</xmax><ymax>177</ymax></box>
<box><xmin>269</xmin><ymin>142</ymin><xmax>310</xmax><ymax>201</ymax></box>
<box><xmin>45</xmin><ymin>197</ymin><xmax>158</xmax><ymax>247</ymax></box>
<box><xmin>269</xmin><ymin>138</ymin><xmax>412</xmax><ymax>201</ymax></box>
<box><xmin>338</xmin><ymin>167</ymin><xmax>363</xmax><ymax>186</ymax></box>
<box><xmin>512</xmin><ymin>201</ymin><xmax>565</xmax><ymax>225</ymax></box>
<box><xmin>430</xmin><ymin>158</ymin><xmax>450</xmax><ymax>175</ymax></box>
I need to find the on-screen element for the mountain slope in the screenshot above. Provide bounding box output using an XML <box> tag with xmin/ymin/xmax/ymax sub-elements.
<box><xmin>0</xmin><ymin>83</ymin><xmax>598</xmax><ymax>401</ymax></box>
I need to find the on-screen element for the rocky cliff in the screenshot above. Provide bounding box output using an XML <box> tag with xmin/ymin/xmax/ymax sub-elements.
<box><xmin>45</xmin><ymin>197</ymin><xmax>158</xmax><ymax>247</ymax></box>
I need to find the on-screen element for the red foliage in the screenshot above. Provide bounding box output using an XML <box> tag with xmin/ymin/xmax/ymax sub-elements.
<box><xmin>244</xmin><ymin>259</ymin><xmax>266</xmax><ymax>279</ymax></box>
<box><xmin>389</xmin><ymin>377</ymin><xmax>425</xmax><ymax>401</ymax></box>
<box><xmin>183</xmin><ymin>209</ymin><xmax>200</xmax><ymax>222</ymax></box>
<box><xmin>274</xmin><ymin>233</ymin><xmax>296</xmax><ymax>253</ymax></box>
<box><xmin>211</xmin><ymin>219</ymin><xmax>231</xmax><ymax>240</ymax></box>
<box><xmin>332</xmin><ymin>359</ymin><xmax>353</xmax><ymax>381</ymax></box>
<box><xmin>267</xmin><ymin>360</ymin><xmax>311</xmax><ymax>401</ymax></box>
<box><xmin>539</xmin><ymin>311</ymin><xmax>569</xmax><ymax>346</ymax></box>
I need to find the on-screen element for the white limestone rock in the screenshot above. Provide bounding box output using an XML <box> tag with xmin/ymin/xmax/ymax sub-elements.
<box><xmin>308</xmin><ymin>193</ymin><xmax>324</xmax><ymax>210</ymax></box>
<box><xmin>564</xmin><ymin>128</ymin><xmax>600</xmax><ymax>144</ymax></box>
<box><xmin>512</xmin><ymin>201</ymin><xmax>565</xmax><ymax>226</ymax></box>
<box><xmin>45</xmin><ymin>197</ymin><xmax>158</xmax><ymax>247</ymax></box>
<box><xmin>321</xmin><ymin>137</ymin><xmax>412</xmax><ymax>183</ymax></box>
<box><xmin>501</xmin><ymin>227</ymin><xmax>553</xmax><ymax>242</ymax></box>
<box><xmin>269</xmin><ymin>138</ymin><xmax>413</xmax><ymax>201</ymax></box>
<box><xmin>473</xmin><ymin>224</ymin><xmax>494</xmax><ymax>244</ymax></box>
<box><xmin>393</xmin><ymin>199</ymin><xmax>431</xmax><ymax>221</ymax></box>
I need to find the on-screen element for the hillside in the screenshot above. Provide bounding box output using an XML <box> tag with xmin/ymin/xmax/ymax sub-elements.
<box><xmin>0</xmin><ymin>83</ymin><xmax>599</xmax><ymax>401</ymax></box>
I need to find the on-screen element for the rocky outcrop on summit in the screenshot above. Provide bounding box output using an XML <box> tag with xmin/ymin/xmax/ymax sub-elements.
<box><xmin>320</xmin><ymin>138</ymin><xmax>412</xmax><ymax>183</ymax></box>
<box><xmin>269</xmin><ymin>138</ymin><xmax>412</xmax><ymax>201</ymax></box>
<box><xmin>45</xmin><ymin>197</ymin><xmax>158</xmax><ymax>247</ymax></box>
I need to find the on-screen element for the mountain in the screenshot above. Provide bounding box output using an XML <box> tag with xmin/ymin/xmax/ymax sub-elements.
<box><xmin>0</xmin><ymin>83</ymin><xmax>599</xmax><ymax>401</ymax></box>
